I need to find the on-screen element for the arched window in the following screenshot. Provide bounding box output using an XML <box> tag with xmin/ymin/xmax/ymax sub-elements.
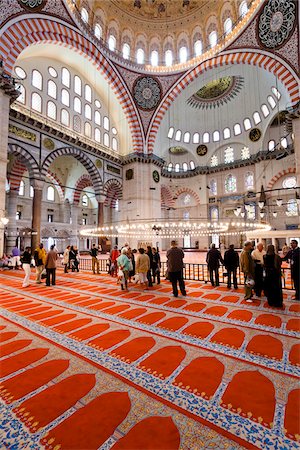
<box><xmin>84</xmin><ymin>122</ymin><xmax>92</xmax><ymax>138</ymax></box>
<box><xmin>108</xmin><ymin>35</ymin><xmax>116</xmax><ymax>51</ymax></box>
<box><xmin>15</xmin><ymin>66</ymin><xmax>27</xmax><ymax>79</ymax></box>
<box><xmin>82</xmin><ymin>194</ymin><xmax>88</xmax><ymax>206</ymax></box>
<box><xmin>183</xmin><ymin>132</ymin><xmax>190</xmax><ymax>143</ymax></box>
<box><xmin>73</xmin><ymin>115</ymin><xmax>81</xmax><ymax>132</ymax></box>
<box><xmin>62</xmin><ymin>68</ymin><xmax>70</xmax><ymax>88</ymax></box>
<box><xmin>210</xmin><ymin>206</ymin><xmax>219</xmax><ymax>220</ymax></box>
<box><xmin>268</xmin><ymin>140</ymin><xmax>275</xmax><ymax>151</ymax></box>
<box><xmin>224</xmin><ymin>146</ymin><xmax>234</xmax><ymax>163</ymax></box>
<box><xmin>241</xmin><ymin>146</ymin><xmax>250</xmax><ymax>159</ymax></box>
<box><xmin>47</xmin><ymin>186</ymin><xmax>55</xmax><ymax>201</ymax></box>
<box><xmin>61</xmin><ymin>88</ymin><xmax>70</xmax><ymax>107</ymax></box>
<box><xmin>261</xmin><ymin>104</ymin><xmax>270</xmax><ymax>117</ymax></box>
<box><xmin>175</xmin><ymin>163</ymin><xmax>180</xmax><ymax>172</ymax></box>
<box><xmin>223</xmin><ymin>127</ymin><xmax>231</xmax><ymax>139</ymax></box>
<box><xmin>253</xmin><ymin>111</ymin><xmax>261</xmax><ymax>124</ymax></box>
<box><xmin>282</xmin><ymin>176</ymin><xmax>297</xmax><ymax>188</ymax></box>
<box><xmin>190</xmin><ymin>161</ymin><xmax>195</xmax><ymax>170</ymax></box>
<box><xmin>94</xmin><ymin>23</ymin><xmax>102</xmax><ymax>39</ymax></box>
<box><xmin>112</xmin><ymin>137</ymin><xmax>118</xmax><ymax>151</ymax></box>
<box><xmin>32</xmin><ymin>70</ymin><xmax>42</xmax><ymax>90</ymax></box>
<box><xmin>81</xmin><ymin>7</ymin><xmax>88</xmax><ymax>23</ymax></box>
<box><xmin>85</xmin><ymin>104</ymin><xmax>92</xmax><ymax>120</ymax></box>
<box><xmin>48</xmin><ymin>67</ymin><xmax>57</xmax><ymax>78</ymax></box>
<box><xmin>286</xmin><ymin>199</ymin><xmax>298</xmax><ymax>216</ymax></box>
<box><xmin>95</xmin><ymin>110</ymin><xmax>101</xmax><ymax>125</ymax></box>
<box><xmin>165</xmin><ymin>50</ymin><xmax>173</xmax><ymax>66</ymax></box>
<box><xmin>122</xmin><ymin>43</ymin><xmax>130</xmax><ymax>59</ymax></box>
<box><xmin>103</xmin><ymin>116</ymin><xmax>110</xmax><ymax>130</ymax></box>
<box><xmin>245</xmin><ymin>172</ymin><xmax>254</xmax><ymax>190</ymax></box>
<box><xmin>179</xmin><ymin>46</ymin><xmax>188</xmax><ymax>63</ymax></box>
<box><xmin>203</xmin><ymin>132</ymin><xmax>210</xmax><ymax>143</ymax></box>
<box><xmin>30</xmin><ymin>185</ymin><xmax>34</xmax><ymax>198</ymax></box>
<box><xmin>17</xmin><ymin>85</ymin><xmax>25</xmax><ymax>104</ymax></box>
<box><xmin>246</xmin><ymin>204</ymin><xmax>256</xmax><ymax>220</ymax></box>
<box><xmin>136</xmin><ymin>48</ymin><xmax>144</xmax><ymax>64</ymax></box>
<box><xmin>193</xmin><ymin>132</ymin><xmax>200</xmax><ymax>144</ymax></box>
<box><xmin>168</xmin><ymin>127</ymin><xmax>174</xmax><ymax>139</ymax></box>
<box><xmin>239</xmin><ymin>0</ymin><xmax>248</xmax><ymax>17</ymax></box>
<box><xmin>194</xmin><ymin>40</ymin><xmax>202</xmax><ymax>56</ymax></box>
<box><xmin>74</xmin><ymin>97</ymin><xmax>81</xmax><ymax>114</ymax></box>
<box><xmin>224</xmin><ymin>18</ymin><xmax>232</xmax><ymax>35</ymax></box>
<box><xmin>104</xmin><ymin>133</ymin><xmax>109</xmax><ymax>147</ymax></box>
<box><xmin>19</xmin><ymin>180</ymin><xmax>25</xmax><ymax>196</ymax></box>
<box><xmin>209</xmin><ymin>31</ymin><xmax>217</xmax><ymax>48</ymax></box>
<box><xmin>281</xmin><ymin>137</ymin><xmax>288</xmax><ymax>148</ymax></box>
<box><xmin>115</xmin><ymin>199</ymin><xmax>119</xmax><ymax>211</ymax></box>
<box><xmin>267</xmin><ymin>95</ymin><xmax>276</xmax><ymax>109</ymax></box>
<box><xmin>182</xmin><ymin>162</ymin><xmax>188</xmax><ymax>172</ymax></box>
<box><xmin>31</xmin><ymin>92</ymin><xmax>42</xmax><ymax>112</ymax></box>
<box><xmin>243</xmin><ymin>118</ymin><xmax>251</xmax><ymax>130</ymax></box>
<box><xmin>168</xmin><ymin>162</ymin><xmax>173</xmax><ymax>172</ymax></box>
<box><xmin>209</xmin><ymin>179</ymin><xmax>217</xmax><ymax>195</ymax></box>
<box><xmin>175</xmin><ymin>130</ymin><xmax>182</xmax><ymax>141</ymax></box>
<box><xmin>47</xmin><ymin>101</ymin><xmax>56</xmax><ymax>119</ymax></box>
<box><xmin>271</xmin><ymin>86</ymin><xmax>281</xmax><ymax>99</ymax></box>
<box><xmin>213</xmin><ymin>130</ymin><xmax>220</xmax><ymax>142</ymax></box>
<box><xmin>61</xmin><ymin>108</ymin><xmax>69</xmax><ymax>126</ymax></box>
<box><xmin>151</xmin><ymin>50</ymin><xmax>158</xmax><ymax>66</ymax></box>
<box><xmin>211</xmin><ymin>155</ymin><xmax>218</xmax><ymax>167</ymax></box>
<box><xmin>225</xmin><ymin>174</ymin><xmax>237</xmax><ymax>193</ymax></box>
<box><xmin>85</xmin><ymin>85</ymin><xmax>92</xmax><ymax>102</ymax></box>
<box><xmin>47</xmin><ymin>80</ymin><xmax>57</xmax><ymax>99</ymax></box>
<box><xmin>234</xmin><ymin>123</ymin><xmax>241</xmax><ymax>135</ymax></box>
<box><xmin>74</xmin><ymin>75</ymin><xmax>82</xmax><ymax>95</ymax></box>
<box><xmin>95</xmin><ymin>128</ymin><xmax>101</xmax><ymax>142</ymax></box>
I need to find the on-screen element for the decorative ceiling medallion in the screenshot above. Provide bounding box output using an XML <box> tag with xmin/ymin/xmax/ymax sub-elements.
<box><xmin>196</xmin><ymin>144</ymin><xmax>208</xmax><ymax>156</ymax></box>
<box><xmin>17</xmin><ymin>0</ymin><xmax>46</xmax><ymax>11</ymax></box>
<box><xmin>152</xmin><ymin>170</ymin><xmax>160</xmax><ymax>183</ymax></box>
<box><xmin>257</xmin><ymin>0</ymin><xmax>296</xmax><ymax>49</ymax></box>
<box><xmin>169</xmin><ymin>146</ymin><xmax>188</xmax><ymax>155</ymax></box>
<box><xmin>42</xmin><ymin>138</ymin><xmax>55</xmax><ymax>151</ymax></box>
<box><xmin>187</xmin><ymin>76</ymin><xmax>244</xmax><ymax>109</ymax></box>
<box><xmin>249</xmin><ymin>128</ymin><xmax>261</xmax><ymax>142</ymax></box>
<box><xmin>126</xmin><ymin>169</ymin><xmax>134</xmax><ymax>180</ymax></box>
<box><xmin>95</xmin><ymin>159</ymin><xmax>102</xmax><ymax>168</ymax></box>
<box><xmin>133</xmin><ymin>76</ymin><xmax>162</xmax><ymax>111</ymax></box>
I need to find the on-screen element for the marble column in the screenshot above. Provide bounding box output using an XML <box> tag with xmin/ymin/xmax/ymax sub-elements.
<box><xmin>70</xmin><ymin>203</ymin><xmax>79</xmax><ymax>246</ymax></box>
<box><xmin>6</xmin><ymin>189</ymin><xmax>18</xmax><ymax>254</ymax></box>
<box><xmin>0</xmin><ymin>90</ymin><xmax>11</xmax><ymax>257</ymax></box>
<box><xmin>293</xmin><ymin>117</ymin><xmax>300</xmax><ymax>185</ymax></box>
<box><xmin>31</xmin><ymin>180</ymin><xmax>44</xmax><ymax>251</ymax></box>
<box><xmin>97</xmin><ymin>200</ymin><xmax>104</xmax><ymax>247</ymax></box>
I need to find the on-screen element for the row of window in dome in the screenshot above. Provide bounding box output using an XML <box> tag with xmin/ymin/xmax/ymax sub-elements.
<box><xmin>208</xmin><ymin>172</ymin><xmax>254</xmax><ymax>196</ymax></box>
<box><xmin>209</xmin><ymin>199</ymin><xmax>299</xmax><ymax>219</ymax></box>
<box><xmin>80</xmin><ymin>2</ymin><xmax>249</xmax><ymax>66</ymax></box>
<box><xmin>167</xmin><ymin>90</ymin><xmax>280</xmax><ymax>144</ymax></box>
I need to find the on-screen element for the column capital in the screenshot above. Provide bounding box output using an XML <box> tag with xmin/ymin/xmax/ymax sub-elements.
<box><xmin>0</xmin><ymin>70</ymin><xmax>20</xmax><ymax>102</ymax></box>
<box><xmin>96</xmin><ymin>195</ymin><xmax>106</xmax><ymax>204</ymax></box>
<box><xmin>32</xmin><ymin>179</ymin><xmax>44</xmax><ymax>190</ymax></box>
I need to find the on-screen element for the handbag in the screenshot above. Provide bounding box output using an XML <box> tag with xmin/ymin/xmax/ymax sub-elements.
<box><xmin>118</xmin><ymin>268</ymin><xmax>124</xmax><ymax>277</ymax></box>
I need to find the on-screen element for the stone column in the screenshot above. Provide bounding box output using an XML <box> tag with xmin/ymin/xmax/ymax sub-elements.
<box><xmin>97</xmin><ymin>200</ymin><xmax>104</xmax><ymax>247</ymax></box>
<box><xmin>0</xmin><ymin>90</ymin><xmax>11</xmax><ymax>257</ymax></box>
<box><xmin>293</xmin><ymin>117</ymin><xmax>300</xmax><ymax>185</ymax></box>
<box><xmin>6</xmin><ymin>189</ymin><xmax>18</xmax><ymax>254</ymax></box>
<box><xmin>31</xmin><ymin>180</ymin><xmax>44</xmax><ymax>251</ymax></box>
<box><xmin>70</xmin><ymin>203</ymin><xmax>79</xmax><ymax>246</ymax></box>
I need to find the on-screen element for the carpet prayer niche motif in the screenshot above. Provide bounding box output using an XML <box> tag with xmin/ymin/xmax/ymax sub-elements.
<box><xmin>0</xmin><ymin>270</ymin><xmax>299</xmax><ymax>449</ymax></box>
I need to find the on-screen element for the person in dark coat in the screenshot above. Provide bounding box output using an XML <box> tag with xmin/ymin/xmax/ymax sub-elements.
<box><xmin>206</xmin><ymin>244</ymin><xmax>224</xmax><ymax>286</ymax></box>
<box><xmin>146</xmin><ymin>246</ymin><xmax>154</xmax><ymax>287</ymax></box>
<box><xmin>282</xmin><ymin>240</ymin><xmax>300</xmax><ymax>300</ymax></box>
<box><xmin>45</xmin><ymin>245</ymin><xmax>58</xmax><ymax>286</ymax></box>
<box><xmin>166</xmin><ymin>240</ymin><xmax>187</xmax><ymax>297</ymax></box>
<box><xmin>264</xmin><ymin>244</ymin><xmax>283</xmax><ymax>307</ymax></box>
<box><xmin>152</xmin><ymin>247</ymin><xmax>161</xmax><ymax>284</ymax></box>
<box><xmin>224</xmin><ymin>244</ymin><xmax>239</xmax><ymax>289</ymax></box>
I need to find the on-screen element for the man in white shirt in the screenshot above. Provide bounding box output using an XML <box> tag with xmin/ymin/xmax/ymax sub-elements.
<box><xmin>251</xmin><ymin>242</ymin><xmax>266</xmax><ymax>297</ymax></box>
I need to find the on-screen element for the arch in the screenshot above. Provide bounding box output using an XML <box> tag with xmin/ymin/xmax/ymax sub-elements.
<box><xmin>8</xmin><ymin>143</ymin><xmax>40</xmax><ymax>183</ymax></box>
<box><xmin>174</xmin><ymin>187</ymin><xmax>200</xmax><ymax>205</ymax></box>
<box><xmin>147</xmin><ymin>51</ymin><xmax>299</xmax><ymax>153</ymax></box>
<box><xmin>46</xmin><ymin>171</ymin><xmax>64</xmax><ymax>202</ymax></box>
<box><xmin>267</xmin><ymin>167</ymin><xmax>296</xmax><ymax>189</ymax></box>
<box><xmin>104</xmin><ymin>178</ymin><xmax>122</xmax><ymax>208</ymax></box>
<box><xmin>0</xmin><ymin>17</ymin><xmax>143</xmax><ymax>152</ymax></box>
<box><xmin>73</xmin><ymin>174</ymin><xmax>93</xmax><ymax>205</ymax></box>
<box><xmin>8</xmin><ymin>158</ymin><xmax>27</xmax><ymax>192</ymax></box>
<box><xmin>41</xmin><ymin>147</ymin><xmax>103</xmax><ymax>199</ymax></box>
<box><xmin>161</xmin><ymin>185</ymin><xmax>175</xmax><ymax>208</ymax></box>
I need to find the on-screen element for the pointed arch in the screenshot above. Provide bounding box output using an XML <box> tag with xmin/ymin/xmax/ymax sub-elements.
<box><xmin>8</xmin><ymin>158</ymin><xmax>27</xmax><ymax>191</ymax></box>
<box><xmin>174</xmin><ymin>187</ymin><xmax>200</xmax><ymax>205</ymax></box>
<box><xmin>161</xmin><ymin>185</ymin><xmax>175</xmax><ymax>208</ymax></box>
<box><xmin>8</xmin><ymin>144</ymin><xmax>40</xmax><ymax>184</ymax></box>
<box><xmin>104</xmin><ymin>178</ymin><xmax>122</xmax><ymax>208</ymax></box>
<box><xmin>73</xmin><ymin>174</ymin><xmax>93</xmax><ymax>205</ymax></box>
<box><xmin>46</xmin><ymin>171</ymin><xmax>64</xmax><ymax>202</ymax></box>
<box><xmin>267</xmin><ymin>167</ymin><xmax>296</xmax><ymax>189</ymax></box>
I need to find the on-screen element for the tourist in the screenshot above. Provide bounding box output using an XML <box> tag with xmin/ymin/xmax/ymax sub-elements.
<box><xmin>146</xmin><ymin>245</ymin><xmax>154</xmax><ymax>287</ymax></box>
<box><xmin>117</xmin><ymin>248</ymin><xmax>130</xmax><ymax>291</ymax></box>
<box><xmin>152</xmin><ymin>247</ymin><xmax>161</xmax><ymax>284</ymax></box>
<box><xmin>282</xmin><ymin>240</ymin><xmax>300</xmax><ymax>301</ymax></box>
<box><xmin>34</xmin><ymin>243</ymin><xmax>47</xmax><ymax>284</ymax></box>
<box><xmin>110</xmin><ymin>245</ymin><xmax>120</xmax><ymax>277</ymax></box>
<box><xmin>166</xmin><ymin>240</ymin><xmax>187</xmax><ymax>298</ymax></box>
<box><xmin>63</xmin><ymin>245</ymin><xmax>70</xmax><ymax>273</ymax></box>
<box><xmin>90</xmin><ymin>243</ymin><xmax>100</xmax><ymax>274</ymax></box>
<box><xmin>251</xmin><ymin>242</ymin><xmax>266</xmax><ymax>297</ymax></box>
<box><xmin>21</xmin><ymin>246</ymin><xmax>31</xmax><ymax>287</ymax></box>
<box><xmin>282</xmin><ymin>242</ymin><xmax>289</xmax><ymax>257</ymax></box>
<box><xmin>11</xmin><ymin>245</ymin><xmax>21</xmax><ymax>269</ymax></box>
<box><xmin>224</xmin><ymin>244</ymin><xmax>239</xmax><ymax>289</ymax></box>
<box><xmin>240</xmin><ymin>241</ymin><xmax>255</xmax><ymax>302</ymax></box>
<box><xmin>136</xmin><ymin>248</ymin><xmax>150</xmax><ymax>290</ymax></box>
<box><xmin>69</xmin><ymin>245</ymin><xmax>79</xmax><ymax>272</ymax></box>
<box><xmin>45</xmin><ymin>244</ymin><xmax>58</xmax><ymax>286</ymax></box>
<box><xmin>127</xmin><ymin>247</ymin><xmax>135</xmax><ymax>282</ymax></box>
<box><xmin>206</xmin><ymin>243</ymin><xmax>224</xmax><ymax>287</ymax></box>
<box><xmin>263</xmin><ymin>244</ymin><xmax>283</xmax><ymax>307</ymax></box>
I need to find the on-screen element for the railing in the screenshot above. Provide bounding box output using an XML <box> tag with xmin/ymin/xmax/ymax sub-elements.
<box><xmin>75</xmin><ymin>258</ymin><xmax>294</xmax><ymax>290</ymax></box>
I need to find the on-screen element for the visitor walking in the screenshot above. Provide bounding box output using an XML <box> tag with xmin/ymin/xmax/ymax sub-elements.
<box><xmin>45</xmin><ymin>244</ymin><xmax>58</xmax><ymax>286</ymax></box>
<box><xmin>90</xmin><ymin>243</ymin><xmax>100</xmax><ymax>274</ymax></box>
<box><xmin>282</xmin><ymin>240</ymin><xmax>300</xmax><ymax>300</ymax></box>
<box><xmin>34</xmin><ymin>243</ymin><xmax>47</xmax><ymax>284</ymax></box>
<box><xmin>152</xmin><ymin>247</ymin><xmax>161</xmax><ymax>284</ymax></box>
<box><xmin>206</xmin><ymin>243</ymin><xmax>224</xmax><ymax>287</ymax></box>
<box><xmin>136</xmin><ymin>248</ymin><xmax>150</xmax><ymax>290</ymax></box>
<box><xmin>117</xmin><ymin>248</ymin><xmax>131</xmax><ymax>291</ymax></box>
<box><xmin>146</xmin><ymin>246</ymin><xmax>154</xmax><ymax>287</ymax></box>
<box><xmin>63</xmin><ymin>245</ymin><xmax>70</xmax><ymax>273</ymax></box>
<box><xmin>263</xmin><ymin>244</ymin><xmax>283</xmax><ymax>307</ymax></box>
<box><xmin>240</xmin><ymin>241</ymin><xmax>255</xmax><ymax>302</ymax></box>
<box><xmin>110</xmin><ymin>245</ymin><xmax>120</xmax><ymax>277</ymax></box>
<box><xmin>251</xmin><ymin>242</ymin><xmax>266</xmax><ymax>297</ymax></box>
<box><xmin>11</xmin><ymin>245</ymin><xmax>21</xmax><ymax>269</ymax></box>
<box><xmin>127</xmin><ymin>247</ymin><xmax>135</xmax><ymax>282</ymax></box>
<box><xmin>21</xmin><ymin>246</ymin><xmax>31</xmax><ymax>287</ymax></box>
<box><xmin>166</xmin><ymin>240</ymin><xmax>187</xmax><ymax>298</ymax></box>
<box><xmin>224</xmin><ymin>244</ymin><xmax>239</xmax><ymax>289</ymax></box>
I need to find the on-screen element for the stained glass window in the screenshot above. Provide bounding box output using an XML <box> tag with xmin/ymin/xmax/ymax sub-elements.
<box><xmin>286</xmin><ymin>199</ymin><xmax>298</xmax><ymax>216</ymax></box>
<box><xmin>224</xmin><ymin>146</ymin><xmax>234</xmax><ymax>163</ymax></box>
<box><xmin>209</xmin><ymin>179</ymin><xmax>217</xmax><ymax>195</ymax></box>
<box><xmin>211</xmin><ymin>155</ymin><xmax>218</xmax><ymax>167</ymax></box>
<box><xmin>245</xmin><ymin>172</ymin><xmax>254</xmax><ymax>190</ymax></box>
<box><xmin>241</xmin><ymin>146</ymin><xmax>250</xmax><ymax>159</ymax></box>
<box><xmin>225</xmin><ymin>174</ymin><xmax>237</xmax><ymax>193</ymax></box>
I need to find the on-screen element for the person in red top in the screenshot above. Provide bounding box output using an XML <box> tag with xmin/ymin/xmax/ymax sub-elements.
<box><xmin>110</xmin><ymin>245</ymin><xmax>120</xmax><ymax>277</ymax></box>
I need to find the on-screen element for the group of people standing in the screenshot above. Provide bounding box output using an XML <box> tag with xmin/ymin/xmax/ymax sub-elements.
<box><xmin>21</xmin><ymin>243</ymin><xmax>58</xmax><ymax>287</ymax></box>
<box><xmin>62</xmin><ymin>245</ymin><xmax>80</xmax><ymax>273</ymax></box>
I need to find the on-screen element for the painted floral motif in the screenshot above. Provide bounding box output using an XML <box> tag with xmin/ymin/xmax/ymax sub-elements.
<box><xmin>133</xmin><ymin>76</ymin><xmax>162</xmax><ymax>110</ymax></box>
<box><xmin>258</xmin><ymin>0</ymin><xmax>296</xmax><ymax>49</ymax></box>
